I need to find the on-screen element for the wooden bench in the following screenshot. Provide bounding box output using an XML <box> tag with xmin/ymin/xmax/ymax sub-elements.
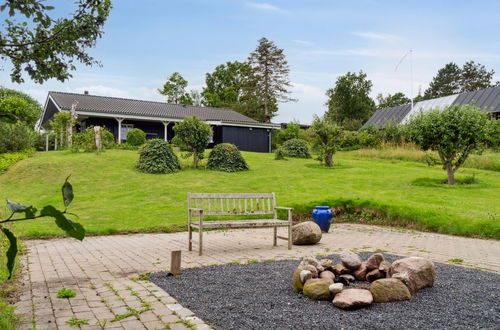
<box><xmin>187</xmin><ymin>193</ymin><xmax>293</xmax><ymax>255</ymax></box>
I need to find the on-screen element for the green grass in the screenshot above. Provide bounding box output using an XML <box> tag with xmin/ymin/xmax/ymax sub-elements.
<box><xmin>0</xmin><ymin>149</ymin><xmax>33</xmax><ymax>172</ymax></box>
<box><xmin>350</xmin><ymin>145</ymin><xmax>500</xmax><ymax>172</ymax></box>
<box><xmin>56</xmin><ymin>288</ymin><xmax>76</xmax><ymax>298</ymax></box>
<box><xmin>0</xmin><ymin>149</ymin><xmax>499</xmax><ymax>239</ymax></box>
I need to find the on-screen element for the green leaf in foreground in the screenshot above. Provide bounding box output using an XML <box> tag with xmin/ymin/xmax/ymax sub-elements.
<box><xmin>62</xmin><ymin>176</ymin><xmax>74</xmax><ymax>208</ymax></box>
<box><xmin>6</xmin><ymin>200</ymin><xmax>37</xmax><ymax>218</ymax></box>
<box><xmin>41</xmin><ymin>206</ymin><xmax>85</xmax><ymax>241</ymax></box>
<box><xmin>1</xmin><ymin>227</ymin><xmax>17</xmax><ymax>279</ymax></box>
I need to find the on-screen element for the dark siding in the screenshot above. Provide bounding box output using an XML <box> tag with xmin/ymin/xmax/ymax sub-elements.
<box><xmin>40</xmin><ymin>98</ymin><xmax>60</xmax><ymax>127</ymax></box>
<box><xmin>222</xmin><ymin>125</ymin><xmax>270</xmax><ymax>152</ymax></box>
<box><xmin>83</xmin><ymin>117</ymin><xmax>173</xmax><ymax>141</ymax></box>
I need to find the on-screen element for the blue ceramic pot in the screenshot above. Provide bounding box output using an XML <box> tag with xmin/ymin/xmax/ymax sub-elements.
<box><xmin>312</xmin><ymin>206</ymin><xmax>333</xmax><ymax>232</ymax></box>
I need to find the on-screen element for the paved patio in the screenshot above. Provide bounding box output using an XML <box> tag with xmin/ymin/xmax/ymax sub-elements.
<box><xmin>14</xmin><ymin>223</ymin><xmax>500</xmax><ymax>329</ymax></box>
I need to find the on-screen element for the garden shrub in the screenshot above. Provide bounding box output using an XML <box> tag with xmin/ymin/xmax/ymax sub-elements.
<box><xmin>0</xmin><ymin>150</ymin><xmax>32</xmax><ymax>172</ymax></box>
<box><xmin>126</xmin><ymin>128</ymin><xmax>146</xmax><ymax>146</ymax></box>
<box><xmin>137</xmin><ymin>139</ymin><xmax>180</xmax><ymax>174</ymax></box>
<box><xmin>71</xmin><ymin>127</ymin><xmax>115</xmax><ymax>152</ymax></box>
<box><xmin>339</xmin><ymin>130</ymin><xmax>377</xmax><ymax>150</ymax></box>
<box><xmin>0</xmin><ymin>122</ymin><xmax>34</xmax><ymax>153</ymax></box>
<box><xmin>281</xmin><ymin>138</ymin><xmax>311</xmax><ymax>158</ymax></box>
<box><xmin>206</xmin><ymin>143</ymin><xmax>249</xmax><ymax>172</ymax></box>
<box><xmin>485</xmin><ymin>119</ymin><xmax>500</xmax><ymax>151</ymax></box>
<box><xmin>274</xmin><ymin>146</ymin><xmax>287</xmax><ymax>160</ymax></box>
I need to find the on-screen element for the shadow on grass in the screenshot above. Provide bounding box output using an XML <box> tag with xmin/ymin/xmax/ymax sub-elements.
<box><xmin>303</xmin><ymin>163</ymin><xmax>352</xmax><ymax>170</ymax></box>
<box><xmin>411</xmin><ymin>175</ymin><xmax>484</xmax><ymax>188</ymax></box>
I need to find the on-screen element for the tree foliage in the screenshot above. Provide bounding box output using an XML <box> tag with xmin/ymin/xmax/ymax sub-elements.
<box><xmin>0</xmin><ymin>0</ymin><xmax>112</xmax><ymax>83</ymax></box>
<box><xmin>376</xmin><ymin>92</ymin><xmax>411</xmax><ymax>109</ymax></box>
<box><xmin>0</xmin><ymin>87</ymin><xmax>42</xmax><ymax>126</ymax></box>
<box><xmin>206</xmin><ymin>143</ymin><xmax>249</xmax><ymax>172</ymax></box>
<box><xmin>424</xmin><ymin>61</ymin><xmax>498</xmax><ymax>99</ymax></box>
<box><xmin>172</xmin><ymin>116</ymin><xmax>212</xmax><ymax>168</ymax></box>
<box><xmin>158</xmin><ymin>72</ymin><xmax>194</xmax><ymax>104</ymax></box>
<box><xmin>202</xmin><ymin>61</ymin><xmax>253</xmax><ymax>108</ymax></box>
<box><xmin>0</xmin><ymin>122</ymin><xmax>35</xmax><ymax>153</ymax></box>
<box><xmin>309</xmin><ymin>116</ymin><xmax>343</xmax><ymax>167</ymax></box>
<box><xmin>406</xmin><ymin>104</ymin><xmax>489</xmax><ymax>185</ymax></box>
<box><xmin>248</xmin><ymin>37</ymin><xmax>295</xmax><ymax>122</ymax></box>
<box><xmin>274</xmin><ymin>122</ymin><xmax>304</xmax><ymax>146</ymax></box>
<box><xmin>325</xmin><ymin>71</ymin><xmax>375</xmax><ymax>130</ymax></box>
<box><xmin>0</xmin><ymin>177</ymin><xmax>84</xmax><ymax>279</ymax></box>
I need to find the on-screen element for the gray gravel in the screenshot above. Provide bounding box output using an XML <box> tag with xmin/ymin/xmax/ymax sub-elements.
<box><xmin>150</xmin><ymin>254</ymin><xmax>500</xmax><ymax>329</ymax></box>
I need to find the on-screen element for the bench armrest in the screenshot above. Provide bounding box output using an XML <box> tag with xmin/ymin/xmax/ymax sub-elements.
<box><xmin>189</xmin><ymin>208</ymin><xmax>203</xmax><ymax>213</ymax></box>
<box><xmin>275</xmin><ymin>206</ymin><xmax>293</xmax><ymax>210</ymax></box>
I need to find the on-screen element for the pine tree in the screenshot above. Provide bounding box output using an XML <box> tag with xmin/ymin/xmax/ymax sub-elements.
<box><xmin>248</xmin><ymin>37</ymin><xmax>295</xmax><ymax>122</ymax></box>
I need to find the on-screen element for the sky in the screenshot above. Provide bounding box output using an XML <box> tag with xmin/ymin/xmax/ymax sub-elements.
<box><xmin>1</xmin><ymin>0</ymin><xmax>500</xmax><ymax>124</ymax></box>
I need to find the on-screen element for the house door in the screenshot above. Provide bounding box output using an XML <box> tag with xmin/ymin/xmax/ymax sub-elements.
<box><xmin>121</xmin><ymin>124</ymin><xmax>134</xmax><ymax>140</ymax></box>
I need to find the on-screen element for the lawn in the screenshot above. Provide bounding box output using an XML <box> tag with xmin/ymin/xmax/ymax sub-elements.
<box><xmin>0</xmin><ymin>149</ymin><xmax>499</xmax><ymax>239</ymax></box>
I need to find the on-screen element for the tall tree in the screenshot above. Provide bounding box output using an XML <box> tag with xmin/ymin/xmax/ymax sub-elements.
<box><xmin>158</xmin><ymin>72</ymin><xmax>193</xmax><ymax>104</ymax></box>
<box><xmin>460</xmin><ymin>61</ymin><xmax>496</xmax><ymax>92</ymax></box>
<box><xmin>0</xmin><ymin>0</ymin><xmax>112</xmax><ymax>84</ymax></box>
<box><xmin>325</xmin><ymin>71</ymin><xmax>375</xmax><ymax>130</ymax></box>
<box><xmin>248</xmin><ymin>37</ymin><xmax>295</xmax><ymax>122</ymax></box>
<box><xmin>202</xmin><ymin>61</ymin><xmax>253</xmax><ymax>108</ymax></box>
<box><xmin>202</xmin><ymin>60</ymin><xmax>273</xmax><ymax>121</ymax></box>
<box><xmin>424</xmin><ymin>61</ymin><xmax>497</xmax><ymax>99</ymax></box>
<box><xmin>376</xmin><ymin>92</ymin><xmax>411</xmax><ymax>109</ymax></box>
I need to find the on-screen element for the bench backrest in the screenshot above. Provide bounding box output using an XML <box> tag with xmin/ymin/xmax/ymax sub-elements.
<box><xmin>188</xmin><ymin>193</ymin><xmax>276</xmax><ymax>216</ymax></box>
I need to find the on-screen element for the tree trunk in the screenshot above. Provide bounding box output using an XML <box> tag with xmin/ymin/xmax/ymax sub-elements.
<box><xmin>326</xmin><ymin>151</ymin><xmax>334</xmax><ymax>167</ymax></box>
<box><xmin>445</xmin><ymin>163</ymin><xmax>455</xmax><ymax>185</ymax></box>
<box><xmin>192</xmin><ymin>152</ymin><xmax>198</xmax><ymax>169</ymax></box>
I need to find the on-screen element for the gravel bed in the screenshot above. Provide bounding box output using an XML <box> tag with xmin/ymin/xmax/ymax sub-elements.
<box><xmin>150</xmin><ymin>254</ymin><xmax>500</xmax><ymax>329</ymax></box>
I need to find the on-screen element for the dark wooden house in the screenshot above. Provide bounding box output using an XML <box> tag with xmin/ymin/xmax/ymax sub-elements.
<box><xmin>38</xmin><ymin>91</ymin><xmax>279</xmax><ymax>152</ymax></box>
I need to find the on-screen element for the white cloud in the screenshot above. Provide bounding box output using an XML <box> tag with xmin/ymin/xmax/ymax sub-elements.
<box><xmin>246</xmin><ymin>2</ymin><xmax>281</xmax><ymax>11</ymax></box>
<box><xmin>352</xmin><ymin>31</ymin><xmax>401</xmax><ymax>41</ymax></box>
<box><xmin>293</xmin><ymin>39</ymin><xmax>313</xmax><ymax>45</ymax></box>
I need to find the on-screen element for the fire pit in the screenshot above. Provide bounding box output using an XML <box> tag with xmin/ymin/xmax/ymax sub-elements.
<box><xmin>292</xmin><ymin>250</ymin><xmax>436</xmax><ymax>309</ymax></box>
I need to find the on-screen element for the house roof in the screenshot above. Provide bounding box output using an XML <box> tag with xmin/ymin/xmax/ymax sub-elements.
<box><xmin>47</xmin><ymin>91</ymin><xmax>265</xmax><ymax>126</ymax></box>
<box><xmin>363</xmin><ymin>85</ymin><xmax>500</xmax><ymax>127</ymax></box>
<box><xmin>364</xmin><ymin>104</ymin><xmax>412</xmax><ymax>127</ymax></box>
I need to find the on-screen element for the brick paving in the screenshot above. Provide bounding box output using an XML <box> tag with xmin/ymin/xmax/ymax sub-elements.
<box><xmin>14</xmin><ymin>223</ymin><xmax>500</xmax><ymax>329</ymax></box>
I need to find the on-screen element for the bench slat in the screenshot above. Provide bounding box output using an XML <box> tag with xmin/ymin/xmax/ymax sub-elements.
<box><xmin>189</xmin><ymin>193</ymin><xmax>275</xmax><ymax>198</ymax></box>
<box><xmin>190</xmin><ymin>219</ymin><xmax>289</xmax><ymax>229</ymax></box>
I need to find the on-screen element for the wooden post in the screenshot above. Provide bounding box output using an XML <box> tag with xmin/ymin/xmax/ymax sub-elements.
<box><xmin>116</xmin><ymin>118</ymin><xmax>124</xmax><ymax>144</ymax></box>
<box><xmin>170</xmin><ymin>250</ymin><xmax>182</xmax><ymax>275</ymax></box>
<box><xmin>45</xmin><ymin>133</ymin><xmax>49</xmax><ymax>152</ymax></box>
<box><xmin>162</xmin><ymin>121</ymin><xmax>170</xmax><ymax>142</ymax></box>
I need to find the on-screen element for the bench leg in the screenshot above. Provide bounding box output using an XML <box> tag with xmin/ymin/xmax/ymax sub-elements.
<box><xmin>288</xmin><ymin>224</ymin><xmax>292</xmax><ymax>250</ymax></box>
<box><xmin>273</xmin><ymin>226</ymin><xmax>277</xmax><ymax>246</ymax></box>
<box><xmin>199</xmin><ymin>228</ymin><xmax>203</xmax><ymax>256</ymax></box>
<box><xmin>188</xmin><ymin>225</ymin><xmax>192</xmax><ymax>251</ymax></box>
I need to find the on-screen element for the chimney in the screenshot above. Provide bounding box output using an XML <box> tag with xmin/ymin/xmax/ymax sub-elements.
<box><xmin>84</xmin><ymin>90</ymin><xmax>89</xmax><ymax>95</ymax></box>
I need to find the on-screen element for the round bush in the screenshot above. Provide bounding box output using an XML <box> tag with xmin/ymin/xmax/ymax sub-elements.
<box><xmin>127</xmin><ymin>128</ymin><xmax>146</xmax><ymax>146</ymax></box>
<box><xmin>137</xmin><ymin>139</ymin><xmax>180</xmax><ymax>174</ymax></box>
<box><xmin>206</xmin><ymin>143</ymin><xmax>249</xmax><ymax>172</ymax></box>
<box><xmin>281</xmin><ymin>138</ymin><xmax>311</xmax><ymax>158</ymax></box>
<box><xmin>274</xmin><ymin>146</ymin><xmax>287</xmax><ymax>160</ymax></box>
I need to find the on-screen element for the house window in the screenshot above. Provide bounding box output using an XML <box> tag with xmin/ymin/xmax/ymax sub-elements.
<box><xmin>121</xmin><ymin>124</ymin><xmax>134</xmax><ymax>140</ymax></box>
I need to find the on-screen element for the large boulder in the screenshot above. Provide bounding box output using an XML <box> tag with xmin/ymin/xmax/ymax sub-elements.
<box><xmin>319</xmin><ymin>270</ymin><xmax>335</xmax><ymax>281</ymax></box>
<box><xmin>340</xmin><ymin>249</ymin><xmax>362</xmax><ymax>270</ymax></box>
<box><xmin>292</xmin><ymin>222</ymin><xmax>322</xmax><ymax>245</ymax></box>
<box><xmin>370</xmin><ymin>278</ymin><xmax>411</xmax><ymax>303</ymax></box>
<box><xmin>332</xmin><ymin>264</ymin><xmax>350</xmax><ymax>275</ymax></box>
<box><xmin>366</xmin><ymin>269</ymin><xmax>384</xmax><ymax>282</ymax></box>
<box><xmin>389</xmin><ymin>257</ymin><xmax>436</xmax><ymax>294</ymax></box>
<box><xmin>366</xmin><ymin>253</ymin><xmax>384</xmax><ymax>271</ymax></box>
<box><xmin>353</xmin><ymin>262</ymin><xmax>368</xmax><ymax>280</ymax></box>
<box><xmin>292</xmin><ymin>268</ymin><xmax>304</xmax><ymax>292</ymax></box>
<box><xmin>332</xmin><ymin>289</ymin><xmax>373</xmax><ymax>309</ymax></box>
<box><xmin>303</xmin><ymin>278</ymin><xmax>333</xmax><ymax>300</ymax></box>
